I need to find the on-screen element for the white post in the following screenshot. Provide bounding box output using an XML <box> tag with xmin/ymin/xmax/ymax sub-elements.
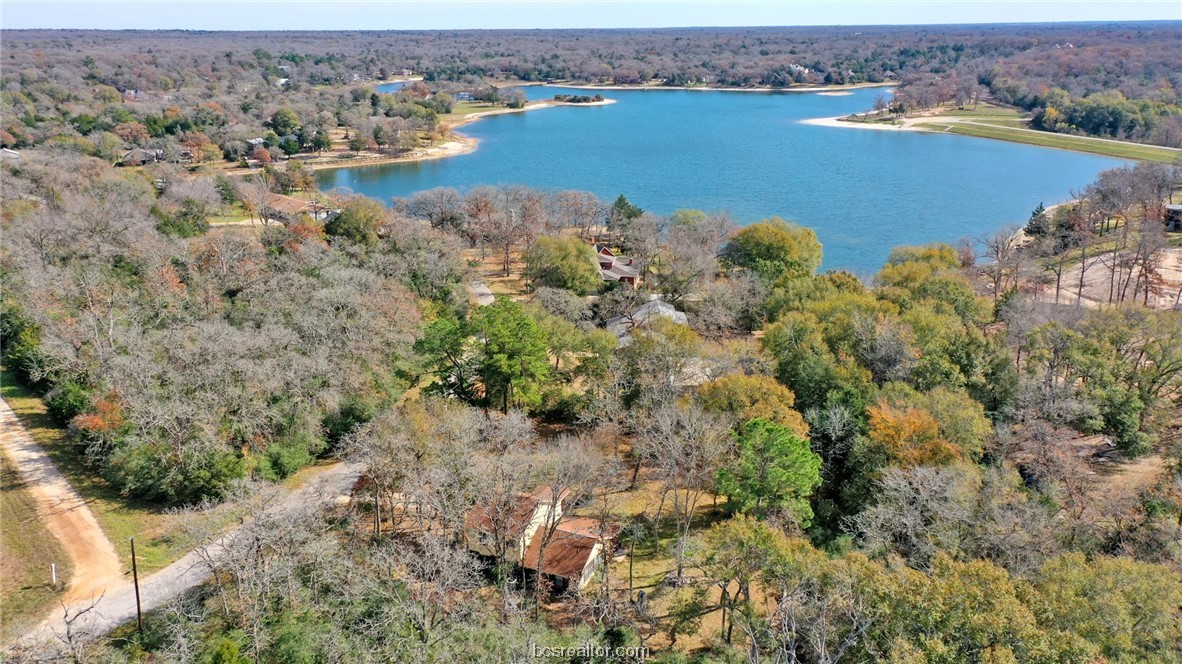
<box><xmin>51</xmin><ymin>563</ymin><xmax>57</xmax><ymax>587</ymax></box>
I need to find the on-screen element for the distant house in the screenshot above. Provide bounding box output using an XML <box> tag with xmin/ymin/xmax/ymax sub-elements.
<box><xmin>456</xmin><ymin>92</ymin><xmax>475</xmax><ymax>102</ymax></box>
<box><xmin>596</xmin><ymin>246</ymin><xmax>640</xmax><ymax>286</ymax></box>
<box><xmin>465</xmin><ymin>488</ymin><xmax>617</xmax><ymax>593</ymax></box>
<box><xmin>246</xmin><ymin>137</ymin><xmax>267</xmax><ymax>147</ymax></box>
<box><xmin>605</xmin><ymin>299</ymin><xmax>688</xmax><ymax>338</ymax></box>
<box><xmin>0</xmin><ymin>148</ymin><xmax>21</xmax><ymax>163</ymax></box>
<box><xmin>261</xmin><ymin>193</ymin><xmax>336</xmax><ymax>223</ymax></box>
<box><xmin>119</xmin><ymin>148</ymin><xmax>162</xmax><ymax>166</ymax></box>
<box><xmin>1166</xmin><ymin>204</ymin><xmax>1182</xmax><ymax>232</ymax></box>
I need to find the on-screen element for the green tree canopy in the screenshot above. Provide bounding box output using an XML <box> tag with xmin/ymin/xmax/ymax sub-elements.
<box><xmin>523</xmin><ymin>236</ymin><xmax>601</xmax><ymax>294</ymax></box>
<box><xmin>269</xmin><ymin>107</ymin><xmax>300</xmax><ymax>135</ymax></box>
<box><xmin>325</xmin><ymin>198</ymin><xmax>385</xmax><ymax>246</ymax></box>
<box><xmin>609</xmin><ymin>194</ymin><xmax>644</xmax><ymax>227</ymax></box>
<box><xmin>470</xmin><ymin>297</ymin><xmax>551</xmax><ymax>412</ymax></box>
<box><xmin>696</xmin><ymin>373</ymin><xmax>809</xmax><ymax>437</ymax></box>
<box><xmin>723</xmin><ymin>217</ymin><xmax>822</xmax><ymax>282</ymax></box>
<box><xmin>716</xmin><ymin>418</ymin><xmax>822</xmax><ymax>524</ymax></box>
<box><xmin>1025</xmin><ymin>202</ymin><xmax>1051</xmax><ymax>238</ymax></box>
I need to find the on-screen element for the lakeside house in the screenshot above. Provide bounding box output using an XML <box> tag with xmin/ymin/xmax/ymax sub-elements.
<box><xmin>596</xmin><ymin>245</ymin><xmax>640</xmax><ymax>287</ymax></box>
<box><xmin>261</xmin><ymin>193</ymin><xmax>337</xmax><ymax>224</ymax></box>
<box><xmin>464</xmin><ymin>487</ymin><xmax>617</xmax><ymax>593</ymax></box>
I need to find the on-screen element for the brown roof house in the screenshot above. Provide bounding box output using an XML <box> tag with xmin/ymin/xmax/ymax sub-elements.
<box><xmin>465</xmin><ymin>488</ymin><xmax>618</xmax><ymax>593</ymax></box>
<box><xmin>465</xmin><ymin>486</ymin><xmax>570</xmax><ymax>565</ymax></box>
<box><xmin>596</xmin><ymin>246</ymin><xmax>641</xmax><ymax>287</ymax></box>
<box><xmin>261</xmin><ymin>193</ymin><xmax>337</xmax><ymax>224</ymax></box>
<box><xmin>522</xmin><ymin>516</ymin><xmax>620</xmax><ymax>592</ymax></box>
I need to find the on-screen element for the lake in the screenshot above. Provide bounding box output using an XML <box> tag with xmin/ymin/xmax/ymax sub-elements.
<box><xmin>318</xmin><ymin>85</ymin><xmax>1124</xmax><ymax>272</ymax></box>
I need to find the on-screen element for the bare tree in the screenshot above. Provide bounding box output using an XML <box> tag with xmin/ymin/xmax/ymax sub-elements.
<box><xmin>632</xmin><ymin>403</ymin><xmax>731</xmax><ymax>583</ymax></box>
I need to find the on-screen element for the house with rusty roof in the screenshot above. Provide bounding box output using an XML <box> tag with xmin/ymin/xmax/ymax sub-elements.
<box><xmin>521</xmin><ymin>516</ymin><xmax>620</xmax><ymax>592</ymax></box>
<box><xmin>465</xmin><ymin>488</ymin><xmax>618</xmax><ymax>592</ymax></box>
<box><xmin>464</xmin><ymin>486</ymin><xmax>569</xmax><ymax>564</ymax></box>
<box><xmin>261</xmin><ymin>193</ymin><xmax>337</xmax><ymax>224</ymax></box>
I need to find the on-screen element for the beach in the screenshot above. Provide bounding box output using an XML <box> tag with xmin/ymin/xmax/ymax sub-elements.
<box><xmin>800</xmin><ymin>115</ymin><xmax>909</xmax><ymax>131</ymax></box>
<box><xmin>299</xmin><ymin>98</ymin><xmax>615</xmax><ymax>172</ymax></box>
<box><xmin>548</xmin><ymin>81</ymin><xmax>893</xmax><ymax>93</ymax></box>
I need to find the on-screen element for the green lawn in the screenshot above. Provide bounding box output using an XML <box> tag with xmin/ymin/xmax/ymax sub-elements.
<box><xmin>916</xmin><ymin>122</ymin><xmax>1182</xmax><ymax>163</ymax></box>
<box><xmin>937</xmin><ymin>105</ymin><xmax>1025</xmax><ymax>119</ymax></box>
<box><xmin>0</xmin><ymin>369</ymin><xmax>186</xmax><ymax>575</ymax></box>
<box><xmin>0</xmin><ymin>454</ymin><xmax>72</xmax><ymax>641</ymax></box>
<box><xmin>441</xmin><ymin>101</ymin><xmax>502</xmax><ymax>124</ymax></box>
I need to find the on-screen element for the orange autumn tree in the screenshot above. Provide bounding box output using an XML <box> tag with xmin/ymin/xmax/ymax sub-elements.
<box><xmin>73</xmin><ymin>392</ymin><xmax>128</xmax><ymax>440</ymax></box>
<box><xmin>866</xmin><ymin>401</ymin><xmax>964</xmax><ymax>466</ymax></box>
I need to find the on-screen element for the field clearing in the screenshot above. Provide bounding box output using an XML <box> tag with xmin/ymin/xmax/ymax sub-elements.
<box><xmin>916</xmin><ymin>121</ymin><xmax>1182</xmax><ymax>163</ymax></box>
<box><xmin>463</xmin><ymin>246</ymin><xmax>532</xmax><ymax>300</ymax></box>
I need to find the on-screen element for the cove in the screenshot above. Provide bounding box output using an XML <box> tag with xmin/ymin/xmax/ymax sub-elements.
<box><xmin>318</xmin><ymin>85</ymin><xmax>1124</xmax><ymax>272</ymax></box>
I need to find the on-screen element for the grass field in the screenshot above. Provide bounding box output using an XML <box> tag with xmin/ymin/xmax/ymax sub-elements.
<box><xmin>916</xmin><ymin>121</ymin><xmax>1182</xmax><ymax>163</ymax></box>
<box><xmin>0</xmin><ymin>369</ymin><xmax>185</xmax><ymax>575</ymax></box>
<box><xmin>441</xmin><ymin>101</ymin><xmax>503</xmax><ymax>125</ymax></box>
<box><xmin>0</xmin><ymin>454</ymin><xmax>71</xmax><ymax>641</ymax></box>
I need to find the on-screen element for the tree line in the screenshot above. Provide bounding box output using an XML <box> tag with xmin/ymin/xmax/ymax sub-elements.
<box><xmin>4</xmin><ymin>24</ymin><xmax>1180</xmax><ymax>157</ymax></box>
<box><xmin>4</xmin><ymin>153</ymin><xmax>1181</xmax><ymax>661</ymax></box>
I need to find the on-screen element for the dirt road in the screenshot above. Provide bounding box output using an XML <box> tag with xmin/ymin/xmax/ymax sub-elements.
<box><xmin>8</xmin><ymin>460</ymin><xmax>361</xmax><ymax>653</ymax></box>
<box><xmin>0</xmin><ymin>400</ymin><xmax>126</xmax><ymax>605</ymax></box>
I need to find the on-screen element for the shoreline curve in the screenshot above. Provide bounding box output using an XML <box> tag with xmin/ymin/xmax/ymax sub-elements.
<box><xmin>305</xmin><ymin>98</ymin><xmax>617</xmax><ymax>173</ymax></box>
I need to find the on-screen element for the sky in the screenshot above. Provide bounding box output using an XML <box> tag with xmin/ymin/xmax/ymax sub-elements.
<box><xmin>1</xmin><ymin>0</ymin><xmax>1179</xmax><ymax>31</ymax></box>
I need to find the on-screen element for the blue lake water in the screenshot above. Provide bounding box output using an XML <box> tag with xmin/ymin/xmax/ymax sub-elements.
<box><xmin>320</xmin><ymin>85</ymin><xmax>1124</xmax><ymax>272</ymax></box>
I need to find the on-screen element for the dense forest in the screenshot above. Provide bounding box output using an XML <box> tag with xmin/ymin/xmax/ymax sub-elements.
<box><xmin>2</xmin><ymin>22</ymin><xmax>1181</xmax><ymax>158</ymax></box>
<box><xmin>2</xmin><ymin>139</ymin><xmax>1181</xmax><ymax>661</ymax></box>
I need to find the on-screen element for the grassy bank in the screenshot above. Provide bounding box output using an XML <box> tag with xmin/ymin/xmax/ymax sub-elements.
<box><xmin>916</xmin><ymin>121</ymin><xmax>1182</xmax><ymax>163</ymax></box>
<box><xmin>0</xmin><ymin>454</ymin><xmax>72</xmax><ymax>641</ymax></box>
<box><xmin>0</xmin><ymin>369</ymin><xmax>185</xmax><ymax>575</ymax></box>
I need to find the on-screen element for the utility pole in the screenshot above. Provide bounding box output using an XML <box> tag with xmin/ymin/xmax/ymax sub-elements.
<box><xmin>130</xmin><ymin>536</ymin><xmax>143</xmax><ymax>632</ymax></box>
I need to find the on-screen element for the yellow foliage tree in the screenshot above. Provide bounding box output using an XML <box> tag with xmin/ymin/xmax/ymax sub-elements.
<box><xmin>696</xmin><ymin>373</ymin><xmax>809</xmax><ymax>437</ymax></box>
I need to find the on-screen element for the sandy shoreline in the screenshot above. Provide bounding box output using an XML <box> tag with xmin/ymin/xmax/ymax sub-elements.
<box><xmin>800</xmin><ymin>115</ymin><xmax>908</xmax><ymax>131</ymax></box>
<box><xmin>541</xmin><ymin>81</ymin><xmax>893</xmax><ymax>93</ymax></box>
<box><xmin>446</xmin><ymin>98</ymin><xmax>617</xmax><ymax>130</ymax></box>
<box><xmin>298</xmin><ymin>98</ymin><xmax>615</xmax><ymax>172</ymax></box>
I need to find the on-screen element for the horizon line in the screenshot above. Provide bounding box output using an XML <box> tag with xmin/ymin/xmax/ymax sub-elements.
<box><xmin>4</xmin><ymin>18</ymin><xmax>1181</xmax><ymax>32</ymax></box>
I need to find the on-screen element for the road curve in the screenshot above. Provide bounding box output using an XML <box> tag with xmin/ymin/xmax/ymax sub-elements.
<box><xmin>0</xmin><ymin>399</ymin><xmax>126</xmax><ymax>605</ymax></box>
<box><xmin>2</xmin><ymin>394</ymin><xmax>361</xmax><ymax>653</ymax></box>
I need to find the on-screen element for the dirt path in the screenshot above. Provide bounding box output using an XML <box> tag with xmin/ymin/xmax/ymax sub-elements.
<box><xmin>1047</xmin><ymin>246</ymin><xmax>1182</xmax><ymax>310</ymax></box>
<box><xmin>0</xmin><ymin>400</ymin><xmax>127</xmax><ymax>605</ymax></box>
<box><xmin>8</xmin><ymin>461</ymin><xmax>361</xmax><ymax>652</ymax></box>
